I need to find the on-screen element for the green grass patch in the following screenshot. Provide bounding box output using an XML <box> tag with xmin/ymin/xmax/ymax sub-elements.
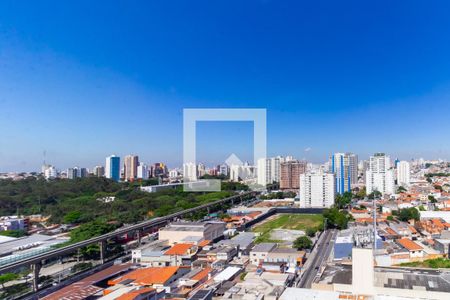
<box><xmin>399</xmin><ymin>258</ymin><xmax>450</xmax><ymax>269</ymax></box>
<box><xmin>252</xmin><ymin>214</ymin><xmax>323</xmax><ymax>244</ymax></box>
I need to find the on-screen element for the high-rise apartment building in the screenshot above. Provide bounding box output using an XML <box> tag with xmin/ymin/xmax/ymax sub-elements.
<box><xmin>219</xmin><ymin>164</ymin><xmax>229</xmax><ymax>177</ymax></box>
<box><xmin>330</xmin><ymin>153</ymin><xmax>358</xmax><ymax>194</ymax></box>
<box><xmin>299</xmin><ymin>171</ymin><xmax>335</xmax><ymax>208</ymax></box>
<box><xmin>365</xmin><ymin>153</ymin><xmax>395</xmax><ymax>195</ymax></box>
<box><xmin>257</xmin><ymin>156</ymin><xmax>285</xmax><ymax>186</ymax></box>
<box><xmin>183</xmin><ymin>162</ymin><xmax>197</xmax><ymax>182</ymax></box>
<box><xmin>137</xmin><ymin>163</ymin><xmax>149</xmax><ymax>180</ymax></box>
<box><xmin>124</xmin><ymin>155</ymin><xmax>139</xmax><ymax>181</ymax></box>
<box><xmin>44</xmin><ymin>165</ymin><xmax>57</xmax><ymax>179</ymax></box>
<box><xmin>105</xmin><ymin>155</ymin><xmax>120</xmax><ymax>181</ymax></box>
<box><xmin>93</xmin><ymin>166</ymin><xmax>105</xmax><ymax>177</ymax></box>
<box><xmin>396</xmin><ymin>160</ymin><xmax>410</xmax><ymax>187</ymax></box>
<box><xmin>280</xmin><ymin>160</ymin><xmax>307</xmax><ymax>190</ymax></box>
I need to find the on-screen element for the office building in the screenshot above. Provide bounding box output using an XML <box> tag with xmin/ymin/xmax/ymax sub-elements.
<box><xmin>330</xmin><ymin>153</ymin><xmax>358</xmax><ymax>194</ymax></box>
<box><xmin>152</xmin><ymin>162</ymin><xmax>167</xmax><ymax>177</ymax></box>
<box><xmin>299</xmin><ymin>171</ymin><xmax>335</xmax><ymax>208</ymax></box>
<box><xmin>365</xmin><ymin>153</ymin><xmax>395</xmax><ymax>194</ymax></box>
<box><xmin>197</xmin><ymin>163</ymin><xmax>206</xmax><ymax>178</ymax></box>
<box><xmin>280</xmin><ymin>160</ymin><xmax>307</xmax><ymax>190</ymax></box>
<box><xmin>124</xmin><ymin>155</ymin><xmax>139</xmax><ymax>181</ymax></box>
<box><xmin>396</xmin><ymin>160</ymin><xmax>410</xmax><ymax>187</ymax></box>
<box><xmin>137</xmin><ymin>163</ymin><xmax>149</xmax><ymax>180</ymax></box>
<box><xmin>105</xmin><ymin>155</ymin><xmax>120</xmax><ymax>181</ymax></box>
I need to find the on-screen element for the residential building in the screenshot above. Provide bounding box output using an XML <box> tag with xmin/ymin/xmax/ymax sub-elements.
<box><xmin>257</xmin><ymin>156</ymin><xmax>285</xmax><ymax>187</ymax></box>
<box><xmin>93</xmin><ymin>165</ymin><xmax>105</xmax><ymax>177</ymax></box>
<box><xmin>124</xmin><ymin>155</ymin><xmax>139</xmax><ymax>181</ymax></box>
<box><xmin>280</xmin><ymin>160</ymin><xmax>307</xmax><ymax>190</ymax></box>
<box><xmin>105</xmin><ymin>155</ymin><xmax>120</xmax><ymax>181</ymax></box>
<box><xmin>219</xmin><ymin>164</ymin><xmax>229</xmax><ymax>177</ymax></box>
<box><xmin>229</xmin><ymin>163</ymin><xmax>254</xmax><ymax>182</ymax></box>
<box><xmin>137</xmin><ymin>163</ymin><xmax>149</xmax><ymax>180</ymax></box>
<box><xmin>250</xmin><ymin>243</ymin><xmax>277</xmax><ymax>265</ymax></box>
<box><xmin>397</xmin><ymin>160</ymin><xmax>411</xmax><ymax>187</ymax></box>
<box><xmin>366</xmin><ymin>153</ymin><xmax>395</xmax><ymax>194</ymax></box>
<box><xmin>43</xmin><ymin>165</ymin><xmax>57</xmax><ymax>179</ymax></box>
<box><xmin>183</xmin><ymin>162</ymin><xmax>197</xmax><ymax>182</ymax></box>
<box><xmin>299</xmin><ymin>171</ymin><xmax>335</xmax><ymax>208</ymax></box>
<box><xmin>330</xmin><ymin>152</ymin><xmax>358</xmax><ymax>194</ymax></box>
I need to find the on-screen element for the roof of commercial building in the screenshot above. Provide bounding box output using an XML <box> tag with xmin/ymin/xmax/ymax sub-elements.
<box><xmin>42</xmin><ymin>263</ymin><xmax>132</xmax><ymax>300</ymax></box>
<box><xmin>397</xmin><ymin>238</ymin><xmax>423</xmax><ymax>251</ymax></box>
<box><xmin>116</xmin><ymin>287</ymin><xmax>156</xmax><ymax>300</ymax></box>
<box><xmin>164</xmin><ymin>243</ymin><xmax>195</xmax><ymax>255</ymax></box>
<box><xmin>109</xmin><ymin>266</ymin><xmax>189</xmax><ymax>286</ymax></box>
<box><xmin>251</xmin><ymin>243</ymin><xmax>277</xmax><ymax>252</ymax></box>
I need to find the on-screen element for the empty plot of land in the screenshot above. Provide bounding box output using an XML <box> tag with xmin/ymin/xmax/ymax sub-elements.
<box><xmin>252</xmin><ymin>214</ymin><xmax>323</xmax><ymax>244</ymax></box>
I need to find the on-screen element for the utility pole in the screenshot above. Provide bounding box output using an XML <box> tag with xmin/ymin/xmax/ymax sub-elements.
<box><xmin>373</xmin><ymin>190</ymin><xmax>378</xmax><ymax>256</ymax></box>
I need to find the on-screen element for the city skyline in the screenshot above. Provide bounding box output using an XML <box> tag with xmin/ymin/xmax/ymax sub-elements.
<box><xmin>2</xmin><ymin>1</ymin><xmax>450</xmax><ymax>171</ymax></box>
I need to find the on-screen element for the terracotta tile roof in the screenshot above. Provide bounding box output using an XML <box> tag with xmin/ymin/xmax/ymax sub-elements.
<box><xmin>164</xmin><ymin>243</ymin><xmax>195</xmax><ymax>255</ymax></box>
<box><xmin>385</xmin><ymin>227</ymin><xmax>397</xmax><ymax>235</ymax></box>
<box><xmin>397</xmin><ymin>238</ymin><xmax>422</xmax><ymax>251</ymax></box>
<box><xmin>109</xmin><ymin>266</ymin><xmax>187</xmax><ymax>286</ymax></box>
<box><xmin>117</xmin><ymin>288</ymin><xmax>156</xmax><ymax>300</ymax></box>
<box><xmin>198</xmin><ymin>240</ymin><xmax>211</xmax><ymax>247</ymax></box>
<box><xmin>191</xmin><ymin>268</ymin><xmax>211</xmax><ymax>281</ymax></box>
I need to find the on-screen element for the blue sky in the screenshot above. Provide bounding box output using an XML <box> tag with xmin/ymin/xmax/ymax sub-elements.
<box><xmin>1</xmin><ymin>0</ymin><xmax>450</xmax><ymax>172</ymax></box>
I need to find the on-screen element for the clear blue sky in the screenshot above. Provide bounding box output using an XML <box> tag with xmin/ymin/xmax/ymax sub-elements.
<box><xmin>1</xmin><ymin>0</ymin><xmax>450</xmax><ymax>172</ymax></box>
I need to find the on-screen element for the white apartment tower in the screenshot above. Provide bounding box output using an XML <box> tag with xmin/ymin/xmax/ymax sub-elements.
<box><xmin>137</xmin><ymin>163</ymin><xmax>149</xmax><ymax>180</ymax></box>
<box><xmin>365</xmin><ymin>153</ymin><xmax>395</xmax><ymax>195</ymax></box>
<box><xmin>299</xmin><ymin>171</ymin><xmax>335</xmax><ymax>208</ymax></box>
<box><xmin>183</xmin><ymin>162</ymin><xmax>197</xmax><ymax>182</ymax></box>
<box><xmin>396</xmin><ymin>160</ymin><xmax>410</xmax><ymax>187</ymax></box>
<box><xmin>257</xmin><ymin>156</ymin><xmax>284</xmax><ymax>186</ymax></box>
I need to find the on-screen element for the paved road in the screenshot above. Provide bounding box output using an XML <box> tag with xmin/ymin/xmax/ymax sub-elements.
<box><xmin>297</xmin><ymin>229</ymin><xmax>336</xmax><ymax>288</ymax></box>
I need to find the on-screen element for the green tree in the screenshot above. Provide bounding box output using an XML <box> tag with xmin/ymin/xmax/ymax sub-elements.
<box><xmin>428</xmin><ymin>195</ymin><xmax>437</xmax><ymax>203</ymax></box>
<box><xmin>0</xmin><ymin>273</ymin><xmax>19</xmax><ymax>289</ymax></box>
<box><xmin>63</xmin><ymin>211</ymin><xmax>83</xmax><ymax>224</ymax></box>
<box><xmin>323</xmin><ymin>207</ymin><xmax>350</xmax><ymax>230</ymax></box>
<box><xmin>386</xmin><ymin>215</ymin><xmax>394</xmax><ymax>221</ymax></box>
<box><xmin>0</xmin><ymin>230</ymin><xmax>27</xmax><ymax>238</ymax></box>
<box><xmin>306</xmin><ymin>227</ymin><xmax>316</xmax><ymax>237</ymax></box>
<box><xmin>368</xmin><ymin>191</ymin><xmax>382</xmax><ymax>199</ymax></box>
<box><xmin>293</xmin><ymin>236</ymin><xmax>313</xmax><ymax>250</ymax></box>
<box><xmin>397</xmin><ymin>186</ymin><xmax>407</xmax><ymax>193</ymax></box>
<box><xmin>398</xmin><ymin>207</ymin><xmax>420</xmax><ymax>222</ymax></box>
<box><xmin>335</xmin><ymin>192</ymin><xmax>352</xmax><ymax>209</ymax></box>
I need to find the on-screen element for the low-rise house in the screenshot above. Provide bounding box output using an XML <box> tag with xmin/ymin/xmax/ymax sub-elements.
<box><xmin>434</xmin><ymin>239</ymin><xmax>450</xmax><ymax>257</ymax></box>
<box><xmin>132</xmin><ymin>240</ymin><xmax>171</xmax><ymax>266</ymax></box>
<box><xmin>396</xmin><ymin>238</ymin><xmax>424</xmax><ymax>259</ymax></box>
<box><xmin>250</xmin><ymin>243</ymin><xmax>277</xmax><ymax>266</ymax></box>
<box><xmin>265</xmin><ymin>248</ymin><xmax>306</xmax><ymax>268</ymax></box>
<box><xmin>206</xmin><ymin>245</ymin><xmax>237</xmax><ymax>263</ymax></box>
<box><xmin>217</xmin><ymin>232</ymin><xmax>255</xmax><ymax>255</ymax></box>
<box><xmin>163</xmin><ymin>243</ymin><xmax>199</xmax><ymax>266</ymax></box>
